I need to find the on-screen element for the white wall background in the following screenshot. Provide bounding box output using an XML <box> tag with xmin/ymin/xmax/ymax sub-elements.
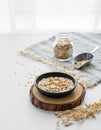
<box><xmin>0</xmin><ymin>0</ymin><xmax>101</xmax><ymax>33</ymax></box>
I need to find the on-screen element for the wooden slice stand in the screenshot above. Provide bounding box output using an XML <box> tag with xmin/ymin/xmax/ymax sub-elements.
<box><xmin>30</xmin><ymin>83</ymin><xmax>86</xmax><ymax>111</ymax></box>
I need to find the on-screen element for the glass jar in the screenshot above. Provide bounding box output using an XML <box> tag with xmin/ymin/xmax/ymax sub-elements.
<box><xmin>53</xmin><ymin>33</ymin><xmax>73</xmax><ymax>61</ymax></box>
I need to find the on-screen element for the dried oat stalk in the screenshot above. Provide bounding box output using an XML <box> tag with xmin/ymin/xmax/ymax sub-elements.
<box><xmin>55</xmin><ymin>99</ymin><xmax>101</xmax><ymax>127</ymax></box>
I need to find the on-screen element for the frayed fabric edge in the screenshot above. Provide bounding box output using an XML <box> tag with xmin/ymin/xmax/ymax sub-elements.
<box><xmin>20</xmin><ymin>49</ymin><xmax>96</xmax><ymax>89</ymax></box>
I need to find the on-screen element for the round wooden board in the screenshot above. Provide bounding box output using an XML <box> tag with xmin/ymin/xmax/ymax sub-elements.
<box><xmin>30</xmin><ymin>83</ymin><xmax>86</xmax><ymax>111</ymax></box>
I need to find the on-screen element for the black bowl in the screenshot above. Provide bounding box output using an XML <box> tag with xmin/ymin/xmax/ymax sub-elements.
<box><xmin>35</xmin><ymin>72</ymin><xmax>76</xmax><ymax>98</ymax></box>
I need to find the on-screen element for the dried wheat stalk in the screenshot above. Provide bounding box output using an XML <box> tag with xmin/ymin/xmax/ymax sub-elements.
<box><xmin>55</xmin><ymin>99</ymin><xmax>101</xmax><ymax>127</ymax></box>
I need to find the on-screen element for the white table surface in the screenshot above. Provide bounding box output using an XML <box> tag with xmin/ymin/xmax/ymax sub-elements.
<box><xmin>0</xmin><ymin>33</ymin><xmax>101</xmax><ymax>130</ymax></box>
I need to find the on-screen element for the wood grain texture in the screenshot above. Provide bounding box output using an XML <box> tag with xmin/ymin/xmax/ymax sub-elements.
<box><xmin>30</xmin><ymin>83</ymin><xmax>86</xmax><ymax>111</ymax></box>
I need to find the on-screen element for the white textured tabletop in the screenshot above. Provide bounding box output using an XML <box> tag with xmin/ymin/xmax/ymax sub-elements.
<box><xmin>0</xmin><ymin>33</ymin><xmax>101</xmax><ymax>130</ymax></box>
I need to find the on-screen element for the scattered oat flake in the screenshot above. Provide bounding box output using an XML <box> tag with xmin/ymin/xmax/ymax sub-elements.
<box><xmin>18</xmin><ymin>83</ymin><xmax>21</xmax><ymax>86</ymax></box>
<box><xmin>14</xmin><ymin>72</ymin><xmax>17</xmax><ymax>75</ymax></box>
<box><xmin>16</xmin><ymin>61</ymin><xmax>19</xmax><ymax>64</ymax></box>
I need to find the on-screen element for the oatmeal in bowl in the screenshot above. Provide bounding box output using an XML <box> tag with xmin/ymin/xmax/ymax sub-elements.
<box><xmin>35</xmin><ymin>72</ymin><xmax>76</xmax><ymax>98</ymax></box>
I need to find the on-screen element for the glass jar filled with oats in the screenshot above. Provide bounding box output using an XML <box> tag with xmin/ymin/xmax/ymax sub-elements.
<box><xmin>53</xmin><ymin>33</ymin><xmax>73</xmax><ymax>61</ymax></box>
